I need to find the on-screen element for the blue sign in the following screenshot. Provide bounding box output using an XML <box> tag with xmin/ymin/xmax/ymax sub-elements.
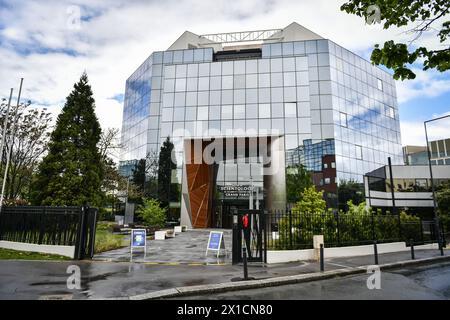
<box><xmin>131</xmin><ymin>229</ymin><xmax>146</xmax><ymax>247</ymax></box>
<box><xmin>208</xmin><ymin>232</ymin><xmax>223</xmax><ymax>250</ymax></box>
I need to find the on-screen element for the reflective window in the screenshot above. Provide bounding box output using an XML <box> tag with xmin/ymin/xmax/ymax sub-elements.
<box><xmin>284</xmin><ymin>72</ymin><xmax>296</xmax><ymax>86</ymax></box>
<box><xmin>234</xmin><ymin>105</ymin><xmax>245</xmax><ymax>119</ymax></box>
<box><xmin>246</xmin><ymin>74</ymin><xmax>257</xmax><ymax>88</ymax></box>
<box><xmin>175</xmin><ymin>65</ymin><xmax>187</xmax><ymax>77</ymax></box>
<box><xmin>186</xmin><ymin>107</ymin><xmax>196</xmax><ymax>121</ymax></box>
<box><xmin>258</xmin><ymin>74</ymin><xmax>270</xmax><ymax>87</ymax></box>
<box><xmin>259</xmin><ymin>104</ymin><xmax>271</xmax><ymax>118</ymax></box>
<box><xmin>198</xmin><ymin>63</ymin><xmax>210</xmax><ymax>77</ymax></box>
<box><xmin>284</xmin><ymin>103</ymin><xmax>297</xmax><ymax>117</ymax></box>
<box><xmin>234</xmin><ymin>75</ymin><xmax>245</xmax><ymax>89</ymax></box>
<box><xmin>271</xmin><ymin>103</ymin><xmax>283</xmax><ymax>118</ymax></box>
<box><xmin>210</xmin><ymin>76</ymin><xmax>221</xmax><ymax>90</ymax></box>
<box><xmin>186</xmin><ymin>65</ymin><xmax>197</xmax><ymax>78</ymax></box>
<box><xmin>175</xmin><ymin>78</ymin><xmax>186</xmax><ymax>92</ymax></box>
<box><xmin>222</xmin><ymin>105</ymin><xmax>233</xmax><ymax>119</ymax></box>
<box><xmin>197</xmin><ymin>106</ymin><xmax>208</xmax><ymax>121</ymax></box>
<box><xmin>198</xmin><ymin>77</ymin><xmax>209</xmax><ymax>91</ymax></box>
<box><xmin>271</xmin><ymin>58</ymin><xmax>282</xmax><ymax>72</ymax></box>
<box><xmin>209</xmin><ymin>105</ymin><xmax>221</xmax><ymax>120</ymax></box>
<box><xmin>186</xmin><ymin>77</ymin><xmax>197</xmax><ymax>91</ymax></box>
<box><xmin>271</xmin><ymin>73</ymin><xmax>283</xmax><ymax>87</ymax></box>
<box><xmin>246</xmin><ymin>104</ymin><xmax>258</xmax><ymax>119</ymax></box>
<box><xmin>340</xmin><ymin>112</ymin><xmax>348</xmax><ymax>127</ymax></box>
<box><xmin>173</xmin><ymin>108</ymin><xmax>185</xmax><ymax>121</ymax></box>
<box><xmin>222</xmin><ymin>76</ymin><xmax>233</xmax><ymax>90</ymax></box>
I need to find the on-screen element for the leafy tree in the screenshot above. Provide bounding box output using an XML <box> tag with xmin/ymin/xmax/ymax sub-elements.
<box><xmin>0</xmin><ymin>99</ymin><xmax>52</xmax><ymax>201</ymax></box>
<box><xmin>286</xmin><ymin>164</ymin><xmax>313</xmax><ymax>203</ymax></box>
<box><xmin>132</xmin><ymin>158</ymin><xmax>146</xmax><ymax>194</ymax></box>
<box><xmin>337</xmin><ymin>179</ymin><xmax>365</xmax><ymax>211</ymax></box>
<box><xmin>341</xmin><ymin>0</ymin><xmax>450</xmax><ymax>80</ymax></box>
<box><xmin>30</xmin><ymin>73</ymin><xmax>104</xmax><ymax>207</ymax></box>
<box><xmin>158</xmin><ymin>137</ymin><xmax>178</xmax><ymax>208</ymax></box>
<box><xmin>437</xmin><ymin>181</ymin><xmax>450</xmax><ymax>230</ymax></box>
<box><xmin>137</xmin><ymin>198</ymin><xmax>167</xmax><ymax>228</ymax></box>
<box><xmin>292</xmin><ymin>186</ymin><xmax>326</xmax><ymax>214</ymax></box>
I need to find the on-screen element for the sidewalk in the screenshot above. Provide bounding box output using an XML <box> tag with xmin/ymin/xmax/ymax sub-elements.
<box><xmin>1</xmin><ymin>248</ymin><xmax>448</xmax><ymax>299</ymax></box>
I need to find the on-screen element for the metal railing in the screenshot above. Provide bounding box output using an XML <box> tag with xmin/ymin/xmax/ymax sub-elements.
<box><xmin>0</xmin><ymin>206</ymin><xmax>98</xmax><ymax>259</ymax></box>
<box><xmin>265</xmin><ymin>210</ymin><xmax>441</xmax><ymax>250</ymax></box>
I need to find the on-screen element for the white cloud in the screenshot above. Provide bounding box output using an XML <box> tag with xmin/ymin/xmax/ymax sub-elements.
<box><xmin>401</xmin><ymin>111</ymin><xmax>450</xmax><ymax>146</ymax></box>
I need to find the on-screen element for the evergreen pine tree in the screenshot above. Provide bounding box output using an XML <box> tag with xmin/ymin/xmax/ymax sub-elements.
<box><xmin>157</xmin><ymin>137</ymin><xmax>177</xmax><ymax>208</ymax></box>
<box><xmin>30</xmin><ymin>73</ymin><xmax>104</xmax><ymax>207</ymax></box>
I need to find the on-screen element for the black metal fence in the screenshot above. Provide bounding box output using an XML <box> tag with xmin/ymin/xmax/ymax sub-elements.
<box><xmin>266</xmin><ymin>210</ymin><xmax>441</xmax><ymax>250</ymax></box>
<box><xmin>0</xmin><ymin>206</ymin><xmax>98</xmax><ymax>259</ymax></box>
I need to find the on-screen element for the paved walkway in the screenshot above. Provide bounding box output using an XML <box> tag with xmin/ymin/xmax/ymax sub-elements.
<box><xmin>0</xmin><ymin>248</ymin><xmax>448</xmax><ymax>299</ymax></box>
<box><xmin>94</xmin><ymin>229</ymin><xmax>232</xmax><ymax>264</ymax></box>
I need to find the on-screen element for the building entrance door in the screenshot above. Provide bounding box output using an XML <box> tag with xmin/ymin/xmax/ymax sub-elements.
<box><xmin>214</xmin><ymin>200</ymin><xmax>248</xmax><ymax>229</ymax></box>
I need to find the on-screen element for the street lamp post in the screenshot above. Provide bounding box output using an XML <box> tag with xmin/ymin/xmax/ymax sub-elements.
<box><xmin>0</xmin><ymin>79</ymin><xmax>23</xmax><ymax>211</ymax></box>
<box><xmin>424</xmin><ymin>114</ymin><xmax>450</xmax><ymax>250</ymax></box>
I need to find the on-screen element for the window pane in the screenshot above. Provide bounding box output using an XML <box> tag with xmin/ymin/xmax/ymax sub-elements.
<box><xmin>285</xmin><ymin>103</ymin><xmax>297</xmax><ymax>117</ymax></box>
<box><xmin>222</xmin><ymin>105</ymin><xmax>233</xmax><ymax>119</ymax></box>
<box><xmin>259</xmin><ymin>104</ymin><xmax>271</xmax><ymax>118</ymax></box>
<box><xmin>234</xmin><ymin>104</ymin><xmax>245</xmax><ymax>119</ymax></box>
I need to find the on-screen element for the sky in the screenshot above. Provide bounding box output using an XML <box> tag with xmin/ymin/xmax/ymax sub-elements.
<box><xmin>0</xmin><ymin>0</ymin><xmax>449</xmax><ymax>147</ymax></box>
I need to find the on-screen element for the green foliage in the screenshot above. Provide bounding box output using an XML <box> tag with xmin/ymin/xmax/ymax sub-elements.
<box><xmin>158</xmin><ymin>137</ymin><xmax>178</xmax><ymax>208</ymax></box>
<box><xmin>286</xmin><ymin>164</ymin><xmax>313</xmax><ymax>203</ymax></box>
<box><xmin>292</xmin><ymin>186</ymin><xmax>326</xmax><ymax>214</ymax></box>
<box><xmin>437</xmin><ymin>180</ymin><xmax>450</xmax><ymax>231</ymax></box>
<box><xmin>337</xmin><ymin>179</ymin><xmax>365</xmax><ymax>211</ymax></box>
<box><xmin>30</xmin><ymin>73</ymin><xmax>104</xmax><ymax>207</ymax></box>
<box><xmin>272</xmin><ymin>201</ymin><xmax>423</xmax><ymax>250</ymax></box>
<box><xmin>94</xmin><ymin>222</ymin><xmax>127</xmax><ymax>253</ymax></box>
<box><xmin>341</xmin><ymin>0</ymin><xmax>450</xmax><ymax>80</ymax></box>
<box><xmin>137</xmin><ymin>198</ymin><xmax>167</xmax><ymax>228</ymax></box>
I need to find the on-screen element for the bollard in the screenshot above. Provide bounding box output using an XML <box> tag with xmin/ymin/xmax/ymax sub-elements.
<box><xmin>373</xmin><ymin>241</ymin><xmax>378</xmax><ymax>265</ymax></box>
<box><xmin>439</xmin><ymin>241</ymin><xmax>444</xmax><ymax>256</ymax></box>
<box><xmin>242</xmin><ymin>246</ymin><xmax>249</xmax><ymax>280</ymax></box>
<box><xmin>410</xmin><ymin>239</ymin><xmax>415</xmax><ymax>260</ymax></box>
<box><xmin>320</xmin><ymin>244</ymin><xmax>324</xmax><ymax>272</ymax></box>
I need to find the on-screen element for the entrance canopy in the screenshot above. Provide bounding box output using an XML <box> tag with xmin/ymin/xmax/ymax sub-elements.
<box><xmin>180</xmin><ymin>135</ymin><xmax>286</xmax><ymax>228</ymax></box>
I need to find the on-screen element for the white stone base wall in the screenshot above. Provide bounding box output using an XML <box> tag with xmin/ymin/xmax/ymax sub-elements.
<box><xmin>0</xmin><ymin>240</ymin><xmax>75</xmax><ymax>258</ymax></box>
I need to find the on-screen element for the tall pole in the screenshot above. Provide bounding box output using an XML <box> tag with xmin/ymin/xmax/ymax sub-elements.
<box><xmin>0</xmin><ymin>79</ymin><xmax>23</xmax><ymax>211</ymax></box>
<box><xmin>387</xmin><ymin>157</ymin><xmax>396</xmax><ymax>214</ymax></box>
<box><xmin>424</xmin><ymin>117</ymin><xmax>448</xmax><ymax>248</ymax></box>
<box><xmin>0</xmin><ymin>88</ymin><xmax>14</xmax><ymax>172</ymax></box>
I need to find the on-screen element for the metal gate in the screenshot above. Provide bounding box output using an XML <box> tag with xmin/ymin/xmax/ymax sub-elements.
<box><xmin>232</xmin><ymin>209</ymin><xmax>266</xmax><ymax>264</ymax></box>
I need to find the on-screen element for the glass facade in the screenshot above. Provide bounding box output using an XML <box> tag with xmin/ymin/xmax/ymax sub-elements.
<box><xmin>120</xmin><ymin>36</ymin><xmax>402</xmax><ymax>218</ymax></box>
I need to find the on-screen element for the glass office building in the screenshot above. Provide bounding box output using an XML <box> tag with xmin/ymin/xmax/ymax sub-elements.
<box><xmin>120</xmin><ymin>22</ymin><xmax>403</xmax><ymax>228</ymax></box>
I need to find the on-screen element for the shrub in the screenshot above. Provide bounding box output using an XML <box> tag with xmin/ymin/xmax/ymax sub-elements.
<box><xmin>137</xmin><ymin>198</ymin><xmax>167</xmax><ymax>228</ymax></box>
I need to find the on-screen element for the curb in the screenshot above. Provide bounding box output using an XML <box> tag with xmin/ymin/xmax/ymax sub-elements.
<box><xmin>127</xmin><ymin>254</ymin><xmax>450</xmax><ymax>300</ymax></box>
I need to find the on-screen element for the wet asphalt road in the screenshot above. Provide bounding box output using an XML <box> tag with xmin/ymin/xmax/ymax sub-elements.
<box><xmin>0</xmin><ymin>249</ymin><xmax>448</xmax><ymax>300</ymax></box>
<box><xmin>179</xmin><ymin>262</ymin><xmax>450</xmax><ymax>300</ymax></box>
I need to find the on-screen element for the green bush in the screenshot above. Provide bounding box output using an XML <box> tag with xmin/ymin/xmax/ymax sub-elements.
<box><xmin>137</xmin><ymin>198</ymin><xmax>167</xmax><ymax>228</ymax></box>
<box><xmin>272</xmin><ymin>201</ymin><xmax>423</xmax><ymax>249</ymax></box>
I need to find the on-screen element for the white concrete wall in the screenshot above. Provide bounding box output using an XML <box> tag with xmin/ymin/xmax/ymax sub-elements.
<box><xmin>266</xmin><ymin>242</ymin><xmax>438</xmax><ymax>264</ymax></box>
<box><xmin>0</xmin><ymin>241</ymin><xmax>75</xmax><ymax>258</ymax></box>
<box><xmin>267</xmin><ymin>249</ymin><xmax>315</xmax><ymax>263</ymax></box>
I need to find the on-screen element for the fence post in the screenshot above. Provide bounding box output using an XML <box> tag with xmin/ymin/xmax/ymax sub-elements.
<box><xmin>420</xmin><ymin>218</ymin><xmax>424</xmax><ymax>244</ymax></box>
<box><xmin>336</xmin><ymin>211</ymin><xmax>340</xmax><ymax>246</ymax></box>
<box><xmin>398</xmin><ymin>213</ymin><xmax>402</xmax><ymax>241</ymax></box>
<box><xmin>38</xmin><ymin>207</ymin><xmax>45</xmax><ymax>245</ymax></box>
<box><xmin>263</xmin><ymin>211</ymin><xmax>267</xmax><ymax>264</ymax></box>
<box><xmin>320</xmin><ymin>243</ymin><xmax>324</xmax><ymax>272</ymax></box>
<box><xmin>373</xmin><ymin>240</ymin><xmax>379</xmax><ymax>265</ymax></box>
<box><xmin>371</xmin><ymin>211</ymin><xmax>375</xmax><ymax>242</ymax></box>
<box><xmin>410</xmin><ymin>239</ymin><xmax>415</xmax><ymax>260</ymax></box>
<box><xmin>288</xmin><ymin>209</ymin><xmax>292</xmax><ymax>250</ymax></box>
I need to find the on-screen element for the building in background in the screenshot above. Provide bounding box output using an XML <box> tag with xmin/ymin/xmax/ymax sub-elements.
<box><xmin>120</xmin><ymin>22</ymin><xmax>403</xmax><ymax>228</ymax></box>
<box><xmin>403</xmin><ymin>138</ymin><xmax>450</xmax><ymax>166</ymax></box>
<box><xmin>364</xmin><ymin>164</ymin><xmax>450</xmax><ymax>218</ymax></box>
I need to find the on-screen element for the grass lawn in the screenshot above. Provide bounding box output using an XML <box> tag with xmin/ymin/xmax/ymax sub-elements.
<box><xmin>94</xmin><ymin>221</ymin><xmax>128</xmax><ymax>253</ymax></box>
<box><xmin>0</xmin><ymin>248</ymin><xmax>70</xmax><ymax>260</ymax></box>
